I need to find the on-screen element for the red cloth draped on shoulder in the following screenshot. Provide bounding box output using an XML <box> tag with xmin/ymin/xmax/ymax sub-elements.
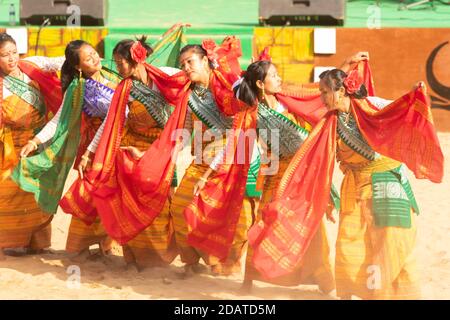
<box><xmin>19</xmin><ymin>60</ymin><xmax>63</xmax><ymax>117</ymax></box>
<box><xmin>60</xmin><ymin>37</ymin><xmax>245</xmax><ymax>244</ymax></box>
<box><xmin>248</xmin><ymin>81</ymin><xmax>443</xmax><ymax>279</ymax></box>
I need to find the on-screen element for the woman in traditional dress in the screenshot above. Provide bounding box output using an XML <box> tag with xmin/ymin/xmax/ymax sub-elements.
<box><xmin>248</xmin><ymin>65</ymin><xmax>443</xmax><ymax>299</ymax></box>
<box><xmin>195</xmin><ymin>60</ymin><xmax>332</xmax><ymax>293</ymax></box>
<box><xmin>16</xmin><ymin>24</ymin><xmax>184</xmax><ymax>262</ymax></box>
<box><xmin>166</xmin><ymin>43</ymin><xmax>259</xmax><ymax>277</ymax></box>
<box><xmin>0</xmin><ymin>32</ymin><xmax>63</xmax><ymax>259</ymax></box>
<box><xmin>73</xmin><ymin>36</ymin><xmax>182</xmax><ymax>270</ymax></box>
<box><xmin>61</xmin><ymin>36</ymin><xmax>253</xmax><ymax>277</ymax></box>
<box><xmin>14</xmin><ymin>39</ymin><xmax>119</xmax><ymax>261</ymax></box>
<box><xmin>317</xmin><ymin>69</ymin><xmax>442</xmax><ymax>299</ymax></box>
<box><xmin>194</xmin><ymin>51</ymin><xmax>375</xmax><ymax>294</ymax></box>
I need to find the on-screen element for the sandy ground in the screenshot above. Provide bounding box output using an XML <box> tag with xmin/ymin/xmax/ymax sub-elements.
<box><xmin>0</xmin><ymin>133</ymin><xmax>449</xmax><ymax>300</ymax></box>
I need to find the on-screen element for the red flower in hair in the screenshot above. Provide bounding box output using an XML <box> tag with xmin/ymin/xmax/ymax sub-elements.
<box><xmin>343</xmin><ymin>69</ymin><xmax>363</xmax><ymax>95</ymax></box>
<box><xmin>130</xmin><ymin>41</ymin><xmax>147</xmax><ymax>64</ymax></box>
<box><xmin>201</xmin><ymin>39</ymin><xmax>218</xmax><ymax>62</ymax></box>
<box><xmin>258</xmin><ymin>47</ymin><xmax>272</xmax><ymax>62</ymax></box>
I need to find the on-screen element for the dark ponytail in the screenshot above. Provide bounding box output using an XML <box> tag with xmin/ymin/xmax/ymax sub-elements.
<box><xmin>113</xmin><ymin>36</ymin><xmax>153</xmax><ymax>66</ymax></box>
<box><xmin>319</xmin><ymin>68</ymin><xmax>368</xmax><ymax>99</ymax></box>
<box><xmin>234</xmin><ymin>60</ymin><xmax>272</xmax><ymax>106</ymax></box>
<box><xmin>0</xmin><ymin>32</ymin><xmax>16</xmax><ymax>49</ymax></box>
<box><xmin>60</xmin><ymin>40</ymin><xmax>89</xmax><ymax>93</ymax></box>
<box><xmin>179</xmin><ymin>44</ymin><xmax>215</xmax><ymax>69</ymax></box>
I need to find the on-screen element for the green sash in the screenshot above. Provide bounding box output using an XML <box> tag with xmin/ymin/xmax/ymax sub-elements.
<box><xmin>257</xmin><ymin>102</ymin><xmax>309</xmax><ymax>158</ymax></box>
<box><xmin>372</xmin><ymin>165</ymin><xmax>419</xmax><ymax>228</ymax></box>
<box><xmin>130</xmin><ymin>81</ymin><xmax>177</xmax><ymax>186</ymax></box>
<box><xmin>130</xmin><ymin>80</ymin><xmax>173</xmax><ymax>128</ymax></box>
<box><xmin>188</xmin><ymin>86</ymin><xmax>233</xmax><ymax>134</ymax></box>
<box><xmin>337</xmin><ymin>111</ymin><xmax>380</xmax><ymax>161</ymax></box>
<box><xmin>188</xmin><ymin>87</ymin><xmax>263</xmax><ymax>196</ymax></box>
<box><xmin>148</xmin><ymin>26</ymin><xmax>187</xmax><ymax>68</ymax></box>
<box><xmin>245</xmin><ymin>152</ymin><xmax>262</xmax><ymax>198</ymax></box>
<box><xmin>11</xmin><ymin>79</ymin><xmax>85</xmax><ymax>214</ymax></box>
<box><xmin>4</xmin><ymin>75</ymin><xmax>46</xmax><ymax>116</ymax></box>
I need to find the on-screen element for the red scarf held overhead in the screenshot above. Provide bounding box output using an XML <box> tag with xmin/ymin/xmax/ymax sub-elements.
<box><xmin>249</xmin><ymin>84</ymin><xmax>443</xmax><ymax>280</ymax></box>
<box><xmin>276</xmin><ymin>60</ymin><xmax>376</xmax><ymax>127</ymax></box>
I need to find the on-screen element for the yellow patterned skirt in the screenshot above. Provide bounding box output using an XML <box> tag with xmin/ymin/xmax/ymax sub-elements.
<box><xmin>0</xmin><ymin>125</ymin><xmax>51</xmax><ymax>250</ymax></box>
<box><xmin>335</xmin><ymin>156</ymin><xmax>420</xmax><ymax>299</ymax></box>
<box><xmin>119</xmin><ymin>127</ymin><xmax>178</xmax><ymax>268</ymax></box>
<box><xmin>244</xmin><ymin>158</ymin><xmax>335</xmax><ymax>293</ymax></box>
<box><xmin>65</xmin><ymin>216</ymin><xmax>112</xmax><ymax>253</ymax></box>
<box><xmin>65</xmin><ymin>117</ymin><xmax>111</xmax><ymax>254</ymax></box>
<box><xmin>171</xmin><ymin>162</ymin><xmax>256</xmax><ymax>275</ymax></box>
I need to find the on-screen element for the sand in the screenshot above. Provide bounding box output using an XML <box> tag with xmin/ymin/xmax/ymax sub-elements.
<box><xmin>0</xmin><ymin>133</ymin><xmax>449</xmax><ymax>300</ymax></box>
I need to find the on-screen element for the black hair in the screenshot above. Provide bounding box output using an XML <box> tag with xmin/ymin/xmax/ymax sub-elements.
<box><xmin>0</xmin><ymin>32</ymin><xmax>16</xmax><ymax>49</ymax></box>
<box><xmin>60</xmin><ymin>40</ymin><xmax>90</xmax><ymax>93</ymax></box>
<box><xmin>179</xmin><ymin>44</ymin><xmax>215</xmax><ymax>69</ymax></box>
<box><xmin>234</xmin><ymin>60</ymin><xmax>272</xmax><ymax>106</ymax></box>
<box><xmin>319</xmin><ymin>68</ymin><xmax>368</xmax><ymax>99</ymax></box>
<box><xmin>112</xmin><ymin>36</ymin><xmax>153</xmax><ymax>67</ymax></box>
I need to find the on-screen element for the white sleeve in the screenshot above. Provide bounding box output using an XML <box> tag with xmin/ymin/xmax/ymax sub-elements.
<box><xmin>367</xmin><ymin>96</ymin><xmax>393</xmax><ymax>110</ymax></box>
<box><xmin>86</xmin><ymin>118</ymin><xmax>105</xmax><ymax>153</ymax></box>
<box><xmin>209</xmin><ymin>147</ymin><xmax>226</xmax><ymax>170</ymax></box>
<box><xmin>35</xmin><ymin>98</ymin><xmax>64</xmax><ymax>144</ymax></box>
<box><xmin>23</xmin><ymin>56</ymin><xmax>66</xmax><ymax>72</ymax></box>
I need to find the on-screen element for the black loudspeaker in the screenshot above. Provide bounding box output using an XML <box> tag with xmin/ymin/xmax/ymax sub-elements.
<box><xmin>259</xmin><ymin>0</ymin><xmax>345</xmax><ymax>26</ymax></box>
<box><xmin>20</xmin><ymin>0</ymin><xmax>106</xmax><ymax>26</ymax></box>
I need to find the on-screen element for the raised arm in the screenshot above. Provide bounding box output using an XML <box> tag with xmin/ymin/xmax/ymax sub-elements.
<box><xmin>23</xmin><ymin>56</ymin><xmax>65</xmax><ymax>72</ymax></box>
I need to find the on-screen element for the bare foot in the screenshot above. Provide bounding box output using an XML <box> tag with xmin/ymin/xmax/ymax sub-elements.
<box><xmin>319</xmin><ymin>288</ymin><xmax>338</xmax><ymax>299</ymax></box>
<box><xmin>126</xmin><ymin>262</ymin><xmax>142</xmax><ymax>273</ymax></box>
<box><xmin>26</xmin><ymin>248</ymin><xmax>54</xmax><ymax>255</ymax></box>
<box><xmin>70</xmin><ymin>248</ymin><xmax>91</xmax><ymax>263</ymax></box>
<box><xmin>3</xmin><ymin>248</ymin><xmax>27</xmax><ymax>257</ymax></box>
<box><xmin>99</xmin><ymin>239</ymin><xmax>113</xmax><ymax>256</ymax></box>
<box><xmin>192</xmin><ymin>262</ymin><xmax>209</xmax><ymax>275</ymax></box>
<box><xmin>237</xmin><ymin>279</ymin><xmax>253</xmax><ymax>295</ymax></box>
<box><xmin>175</xmin><ymin>264</ymin><xmax>196</xmax><ymax>280</ymax></box>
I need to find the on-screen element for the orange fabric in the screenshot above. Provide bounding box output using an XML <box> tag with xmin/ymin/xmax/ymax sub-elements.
<box><xmin>0</xmin><ymin>89</ymin><xmax>50</xmax><ymax>250</ymax></box>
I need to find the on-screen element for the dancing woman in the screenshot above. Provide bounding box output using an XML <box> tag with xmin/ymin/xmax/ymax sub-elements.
<box><xmin>0</xmin><ymin>33</ymin><xmax>62</xmax><ymax>259</ymax></box>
